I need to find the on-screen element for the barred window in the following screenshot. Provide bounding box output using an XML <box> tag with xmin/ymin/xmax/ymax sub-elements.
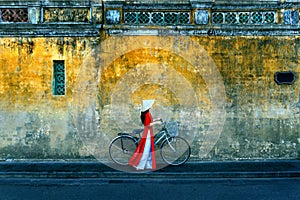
<box><xmin>124</xmin><ymin>11</ymin><xmax>190</xmax><ymax>25</ymax></box>
<box><xmin>212</xmin><ymin>12</ymin><xmax>224</xmax><ymax>24</ymax></box>
<box><xmin>225</xmin><ymin>13</ymin><xmax>237</xmax><ymax>24</ymax></box>
<box><xmin>1</xmin><ymin>8</ymin><xmax>28</xmax><ymax>22</ymax></box>
<box><xmin>212</xmin><ymin>11</ymin><xmax>277</xmax><ymax>25</ymax></box>
<box><xmin>238</xmin><ymin>13</ymin><xmax>250</xmax><ymax>24</ymax></box>
<box><xmin>52</xmin><ymin>60</ymin><xmax>66</xmax><ymax>96</ymax></box>
<box><xmin>251</xmin><ymin>12</ymin><xmax>263</xmax><ymax>24</ymax></box>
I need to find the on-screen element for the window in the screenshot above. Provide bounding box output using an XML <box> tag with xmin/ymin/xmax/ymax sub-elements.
<box><xmin>274</xmin><ymin>71</ymin><xmax>296</xmax><ymax>85</ymax></box>
<box><xmin>1</xmin><ymin>8</ymin><xmax>28</xmax><ymax>22</ymax></box>
<box><xmin>124</xmin><ymin>11</ymin><xmax>191</xmax><ymax>25</ymax></box>
<box><xmin>212</xmin><ymin>11</ymin><xmax>276</xmax><ymax>25</ymax></box>
<box><xmin>52</xmin><ymin>60</ymin><xmax>66</xmax><ymax>96</ymax></box>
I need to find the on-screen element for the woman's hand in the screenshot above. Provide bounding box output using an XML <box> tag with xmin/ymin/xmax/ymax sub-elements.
<box><xmin>151</xmin><ymin>118</ymin><xmax>163</xmax><ymax>126</ymax></box>
<box><xmin>156</xmin><ymin>118</ymin><xmax>163</xmax><ymax>124</ymax></box>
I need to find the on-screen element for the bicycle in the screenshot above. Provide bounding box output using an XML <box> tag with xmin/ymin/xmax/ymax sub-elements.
<box><xmin>109</xmin><ymin>121</ymin><xmax>191</xmax><ymax>166</ymax></box>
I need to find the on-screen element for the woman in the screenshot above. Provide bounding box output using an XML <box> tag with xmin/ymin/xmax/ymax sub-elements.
<box><xmin>128</xmin><ymin>100</ymin><xmax>162</xmax><ymax>170</ymax></box>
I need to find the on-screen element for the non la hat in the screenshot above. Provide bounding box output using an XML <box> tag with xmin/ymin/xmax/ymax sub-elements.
<box><xmin>141</xmin><ymin>100</ymin><xmax>155</xmax><ymax>112</ymax></box>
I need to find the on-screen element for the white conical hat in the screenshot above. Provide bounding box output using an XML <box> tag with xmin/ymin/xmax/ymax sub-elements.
<box><xmin>141</xmin><ymin>100</ymin><xmax>155</xmax><ymax>112</ymax></box>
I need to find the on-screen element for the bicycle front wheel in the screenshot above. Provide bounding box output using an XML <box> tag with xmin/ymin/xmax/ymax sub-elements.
<box><xmin>109</xmin><ymin>135</ymin><xmax>137</xmax><ymax>165</ymax></box>
<box><xmin>160</xmin><ymin>136</ymin><xmax>191</xmax><ymax>166</ymax></box>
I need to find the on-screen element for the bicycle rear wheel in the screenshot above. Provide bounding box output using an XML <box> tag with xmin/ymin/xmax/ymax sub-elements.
<box><xmin>109</xmin><ymin>135</ymin><xmax>137</xmax><ymax>165</ymax></box>
<box><xmin>160</xmin><ymin>136</ymin><xmax>191</xmax><ymax>166</ymax></box>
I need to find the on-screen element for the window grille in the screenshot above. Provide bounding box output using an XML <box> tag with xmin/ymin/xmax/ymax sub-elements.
<box><xmin>264</xmin><ymin>12</ymin><xmax>275</xmax><ymax>24</ymax></box>
<box><xmin>52</xmin><ymin>60</ymin><xmax>65</xmax><ymax>96</ymax></box>
<box><xmin>124</xmin><ymin>12</ymin><xmax>138</xmax><ymax>23</ymax></box>
<box><xmin>138</xmin><ymin>12</ymin><xmax>150</xmax><ymax>24</ymax></box>
<box><xmin>179</xmin><ymin>12</ymin><xmax>190</xmax><ymax>24</ymax></box>
<box><xmin>238</xmin><ymin>13</ymin><xmax>250</xmax><ymax>24</ymax></box>
<box><xmin>251</xmin><ymin>12</ymin><xmax>263</xmax><ymax>24</ymax></box>
<box><xmin>212</xmin><ymin>12</ymin><xmax>224</xmax><ymax>24</ymax></box>
<box><xmin>225</xmin><ymin>13</ymin><xmax>237</xmax><ymax>24</ymax></box>
<box><xmin>124</xmin><ymin>11</ymin><xmax>190</xmax><ymax>25</ymax></box>
<box><xmin>1</xmin><ymin>8</ymin><xmax>28</xmax><ymax>22</ymax></box>
<box><xmin>152</xmin><ymin>12</ymin><xmax>164</xmax><ymax>24</ymax></box>
<box><xmin>165</xmin><ymin>13</ymin><xmax>177</xmax><ymax>24</ymax></box>
<box><xmin>212</xmin><ymin>11</ymin><xmax>276</xmax><ymax>25</ymax></box>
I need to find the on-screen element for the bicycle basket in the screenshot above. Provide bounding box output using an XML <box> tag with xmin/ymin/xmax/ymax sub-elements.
<box><xmin>166</xmin><ymin>121</ymin><xmax>178</xmax><ymax>137</ymax></box>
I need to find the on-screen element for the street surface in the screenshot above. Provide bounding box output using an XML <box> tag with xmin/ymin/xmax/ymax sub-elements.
<box><xmin>0</xmin><ymin>160</ymin><xmax>299</xmax><ymax>200</ymax></box>
<box><xmin>0</xmin><ymin>177</ymin><xmax>299</xmax><ymax>200</ymax></box>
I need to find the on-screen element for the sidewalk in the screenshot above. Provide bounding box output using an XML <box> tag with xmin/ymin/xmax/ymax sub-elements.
<box><xmin>0</xmin><ymin>160</ymin><xmax>299</xmax><ymax>180</ymax></box>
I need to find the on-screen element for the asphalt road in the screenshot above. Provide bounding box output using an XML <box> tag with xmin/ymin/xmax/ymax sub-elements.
<box><xmin>0</xmin><ymin>177</ymin><xmax>299</xmax><ymax>200</ymax></box>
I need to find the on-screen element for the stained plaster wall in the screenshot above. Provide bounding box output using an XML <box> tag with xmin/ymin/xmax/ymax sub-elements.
<box><xmin>0</xmin><ymin>0</ymin><xmax>299</xmax><ymax>161</ymax></box>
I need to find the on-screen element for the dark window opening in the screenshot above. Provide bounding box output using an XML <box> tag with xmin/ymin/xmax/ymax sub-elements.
<box><xmin>274</xmin><ymin>71</ymin><xmax>296</xmax><ymax>85</ymax></box>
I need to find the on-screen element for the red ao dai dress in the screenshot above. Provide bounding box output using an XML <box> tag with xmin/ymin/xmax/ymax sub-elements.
<box><xmin>128</xmin><ymin>111</ymin><xmax>156</xmax><ymax>170</ymax></box>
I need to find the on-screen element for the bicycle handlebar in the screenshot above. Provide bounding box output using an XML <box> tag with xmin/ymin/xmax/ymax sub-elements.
<box><xmin>161</xmin><ymin>120</ymin><xmax>166</xmax><ymax>127</ymax></box>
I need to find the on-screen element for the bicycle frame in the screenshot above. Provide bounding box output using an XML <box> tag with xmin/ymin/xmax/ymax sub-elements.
<box><xmin>136</xmin><ymin>123</ymin><xmax>174</xmax><ymax>149</ymax></box>
<box><xmin>119</xmin><ymin>122</ymin><xmax>176</xmax><ymax>150</ymax></box>
<box><xmin>109</xmin><ymin>121</ymin><xmax>190</xmax><ymax>166</ymax></box>
<box><xmin>154</xmin><ymin>124</ymin><xmax>170</xmax><ymax>142</ymax></box>
<box><xmin>154</xmin><ymin>129</ymin><xmax>176</xmax><ymax>152</ymax></box>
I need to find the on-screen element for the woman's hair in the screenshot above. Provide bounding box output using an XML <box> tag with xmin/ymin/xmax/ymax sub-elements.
<box><xmin>140</xmin><ymin>110</ymin><xmax>149</xmax><ymax>124</ymax></box>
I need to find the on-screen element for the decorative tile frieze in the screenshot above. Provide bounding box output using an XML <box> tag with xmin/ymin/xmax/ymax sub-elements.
<box><xmin>1</xmin><ymin>2</ymin><xmax>300</xmax><ymax>36</ymax></box>
<box><xmin>124</xmin><ymin>11</ymin><xmax>191</xmax><ymax>25</ymax></box>
<box><xmin>28</xmin><ymin>7</ymin><xmax>39</xmax><ymax>24</ymax></box>
<box><xmin>1</xmin><ymin>8</ymin><xmax>28</xmax><ymax>22</ymax></box>
<box><xmin>195</xmin><ymin>10</ymin><xmax>209</xmax><ymax>25</ymax></box>
<box><xmin>283</xmin><ymin>10</ymin><xmax>299</xmax><ymax>25</ymax></box>
<box><xmin>106</xmin><ymin>10</ymin><xmax>121</xmax><ymax>24</ymax></box>
<box><xmin>44</xmin><ymin>8</ymin><xmax>90</xmax><ymax>23</ymax></box>
<box><xmin>92</xmin><ymin>6</ymin><xmax>103</xmax><ymax>24</ymax></box>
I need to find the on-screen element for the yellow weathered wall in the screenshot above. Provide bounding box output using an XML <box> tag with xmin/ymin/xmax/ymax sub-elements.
<box><xmin>0</xmin><ymin>37</ymin><xmax>99</xmax><ymax>159</ymax></box>
<box><xmin>0</xmin><ymin>35</ymin><xmax>299</xmax><ymax>160</ymax></box>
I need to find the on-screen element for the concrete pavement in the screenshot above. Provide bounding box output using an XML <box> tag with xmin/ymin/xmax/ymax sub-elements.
<box><xmin>0</xmin><ymin>159</ymin><xmax>299</xmax><ymax>180</ymax></box>
<box><xmin>0</xmin><ymin>160</ymin><xmax>299</xmax><ymax>200</ymax></box>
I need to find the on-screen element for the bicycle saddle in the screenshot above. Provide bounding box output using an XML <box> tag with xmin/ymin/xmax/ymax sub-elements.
<box><xmin>132</xmin><ymin>129</ymin><xmax>143</xmax><ymax>135</ymax></box>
